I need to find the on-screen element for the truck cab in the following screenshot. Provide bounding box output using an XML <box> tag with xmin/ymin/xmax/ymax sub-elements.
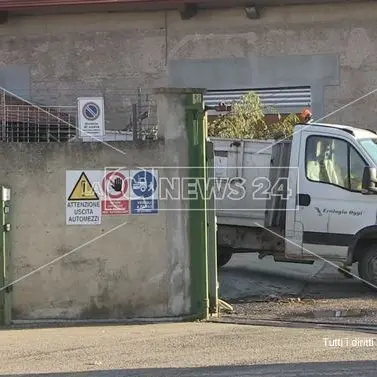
<box><xmin>214</xmin><ymin>122</ymin><xmax>377</xmax><ymax>289</ymax></box>
<box><xmin>284</xmin><ymin>122</ymin><xmax>377</xmax><ymax>287</ymax></box>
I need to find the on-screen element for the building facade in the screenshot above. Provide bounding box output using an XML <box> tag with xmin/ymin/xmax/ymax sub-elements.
<box><xmin>0</xmin><ymin>0</ymin><xmax>376</xmax><ymax>133</ymax></box>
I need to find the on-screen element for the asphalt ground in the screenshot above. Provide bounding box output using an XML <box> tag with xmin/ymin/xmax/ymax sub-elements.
<box><xmin>1</xmin><ymin>322</ymin><xmax>377</xmax><ymax>376</ymax></box>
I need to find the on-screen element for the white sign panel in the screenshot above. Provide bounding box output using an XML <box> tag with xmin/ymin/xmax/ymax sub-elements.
<box><xmin>77</xmin><ymin>97</ymin><xmax>105</xmax><ymax>138</ymax></box>
<box><xmin>66</xmin><ymin>170</ymin><xmax>103</xmax><ymax>225</ymax></box>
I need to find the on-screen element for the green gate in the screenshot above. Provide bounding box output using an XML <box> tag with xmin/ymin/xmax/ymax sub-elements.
<box><xmin>0</xmin><ymin>186</ymin><xmax>11</xmax><ymax>325</ymax></box>
<box><xmin>185</xmin><ymin>92</ymin><xmax>218</xmax><ymax>320</ymax></box>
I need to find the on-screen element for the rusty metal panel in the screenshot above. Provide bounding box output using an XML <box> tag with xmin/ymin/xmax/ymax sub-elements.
<box><xmin>0</xmin><ymin>0</ymin><xmax>369</xmax><ymax>10</ymax></box>
<box><xmin>1</xmin><ymin>93</ymin><xmax>74</xmax><ymax>126</ymax></box>
<box><xmin>0</xmin><ymin>0</ymin><xmax>196</xmax><ymax>10</ymax></box>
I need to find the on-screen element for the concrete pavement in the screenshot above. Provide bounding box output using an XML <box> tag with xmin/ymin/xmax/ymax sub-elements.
<box><xmin>1</xmin><ymin>322</ymin><xmax>377</xmax><ymax>376</ymax></box>
<box><xmin>0</xmin><ymin>256</ymin><xmax>374</xmax><ymax>377</ymax></box>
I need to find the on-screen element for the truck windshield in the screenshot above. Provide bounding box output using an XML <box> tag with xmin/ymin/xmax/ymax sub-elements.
<box><xmin>358</xmin><ymin>137</ymin><xmax>377</xmax><ymax>165</ymax></box>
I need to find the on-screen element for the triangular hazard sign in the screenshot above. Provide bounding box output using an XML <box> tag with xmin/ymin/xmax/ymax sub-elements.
<box><xmin>68</xmin><ymin>172</ymin><xmax>99</xmax><ymax>201</ymax></box>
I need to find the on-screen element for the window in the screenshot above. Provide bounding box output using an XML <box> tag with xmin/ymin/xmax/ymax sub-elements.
<box><xmin>305</xmin><ymin>135</ymin><xmax>367</xmax><ymax>191</ymax></box>
<box><xmin>349</xmin><ymin>147</ymin><xmax>366</xmax><ymax>191</ymax></box>
<box><xmin>358</xmin><ymin>137</ymin><xmax>377</xmax><ymax>166</ymax></box>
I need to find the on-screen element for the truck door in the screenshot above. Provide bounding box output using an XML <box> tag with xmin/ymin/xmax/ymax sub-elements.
<box><xmin>294</xmin><ymin>130</ymin><xmax>375</xmax><ymax>260</ymax></box>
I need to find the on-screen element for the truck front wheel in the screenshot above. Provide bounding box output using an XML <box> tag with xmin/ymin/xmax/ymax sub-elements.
<box><xmin>357</xmin><ymin>246</ymin><xmax>377</xmax><ymax>291</ymax></box>
<box><xmin>217</xmin><ymin>247</ymin><xmax>233</xmax><ymax>268</ymax></box>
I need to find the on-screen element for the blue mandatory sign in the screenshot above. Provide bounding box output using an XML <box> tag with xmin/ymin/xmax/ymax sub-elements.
<box><xmin>131</xmin><ymin>170</ymin><xmax>157</xmax><ymax>198</ymax></box>
<box><xmin>131</xmin><ymin>170</ymin><xmax>158</xmax><ymax>214</ymax></box>
<box><xmin>83</xmin><ymin>102</ymin><xmax>100</xmax><ymax>121</ymax></box>
<box><xmin>131</xmin><ymin>198</ymin><xmax>158</xmax><ymax>215</ymax></box>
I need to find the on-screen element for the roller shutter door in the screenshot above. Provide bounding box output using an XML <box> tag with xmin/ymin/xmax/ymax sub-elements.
<box><xmin>204</xmin><ymin>87</ymin><xmax>311</xmax><ymax>114</ymax></box>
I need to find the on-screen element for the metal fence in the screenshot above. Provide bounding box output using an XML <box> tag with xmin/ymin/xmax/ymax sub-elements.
<box><xmin>0</xmin><ymin>88</ymin><xmax>77</xmax><ymax>142</ymax></box>
<box><xmin>121</xmin><ymin>89</ymin><xmax>158</xmax><ymax>141</ymax></box>
<box><xmin>3</xmin><ymin>105</ymin><xmax>77</xmax><ymax>142</ymax></box>
<box><xmin>0</xmin><ymin>87</ymin><xmax>157</xmax><ymax>143</ymax></box>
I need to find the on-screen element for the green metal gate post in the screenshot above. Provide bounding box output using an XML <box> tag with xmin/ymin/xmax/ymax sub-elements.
<box><xmin>206</xmin><ymin>139</ymin><xmax>218</xmax><ymax>316</ymax></box>
<box><xmin>0</xmin><ymin>186</ymin><xmax>11</xmax><ymax>325</ymax></box>
<box><xmin>185</xmin><ymin>91</ymin><xmax>209</xmax><ymax>320</ymax></box>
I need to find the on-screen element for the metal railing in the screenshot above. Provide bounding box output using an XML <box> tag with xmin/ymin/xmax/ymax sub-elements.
<box><xmin>0</xmin><ymin>87</ymin><xmax>158</xmax><ymax>143</ymax></box>
<box><xmin>3</xmin><ymin>105</ymin><xmax>77</xmax><ymax>142</ymax></box>
<box><xmin>111</xmin><ymin>89</ymin><xmax>158</xmax><ymax>141</ymax></box>
<box><xmin>0</xmin><ymin>88</ymin><xmax>77</xmax><ymax>142</ymax></box>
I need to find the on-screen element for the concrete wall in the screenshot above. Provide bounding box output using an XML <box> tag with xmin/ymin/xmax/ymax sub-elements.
<box><xmin>0</xmin><ymin>2</ymin><xmax>376</xmax><ymax>128</ymax></box>
<box><xmin>2</xmin><ymin>90</ymin><xmax>191</xmax><ymax>320</ymax></box>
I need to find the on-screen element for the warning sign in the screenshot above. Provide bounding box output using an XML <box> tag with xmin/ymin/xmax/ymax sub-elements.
<box><xmin>68</xmin><ymin>172</ymin><xmax>99</xmax><ymax>201</ymax></box>
<box><xmin>101</xmin><ymin>169</ymin><xmax>130</xmax><ymax>215</ymax></box>
<box><xmin>66</xmin><ymin>170</ymin><xmax>102</xmax><ymax>225</ymax></box>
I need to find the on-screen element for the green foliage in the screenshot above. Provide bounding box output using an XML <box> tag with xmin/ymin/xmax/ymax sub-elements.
<box><xmin>208</xmin><ymin>91</ymin><xmax>300</xmax><ymax>140</ymax></box>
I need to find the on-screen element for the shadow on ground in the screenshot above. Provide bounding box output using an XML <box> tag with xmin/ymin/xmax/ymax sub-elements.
<box><xmin>2</xmin><ymin>361</ymin><xmax>377</xmax><ymax>377</ymax></box>
<box><xmin>219</xmin><ymin>255</ymin><xmax>371</xmax><ymax>301</ymax></box>
<box><xmin>212</xmin><ymin>316</ymin><xmax>377</xmax><ymax>335</ymax></box>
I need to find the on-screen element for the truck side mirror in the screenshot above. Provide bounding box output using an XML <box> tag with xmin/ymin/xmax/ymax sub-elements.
<box><xmin>362</xmin><ymin>167</ymin><xmax>377</xmax><ymax>194</ymax></box>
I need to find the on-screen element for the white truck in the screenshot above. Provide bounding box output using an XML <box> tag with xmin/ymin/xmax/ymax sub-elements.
<box><xmin>213</xmin><ymin>122</ymin><xmax>377</xmax><ymax>288</ymax></box>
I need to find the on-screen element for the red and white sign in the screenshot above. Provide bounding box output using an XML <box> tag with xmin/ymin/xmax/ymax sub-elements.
<box><xmin>101</xmin><ymin>170</ymin><xmax>130</xmax><ymax>215</ymax></box>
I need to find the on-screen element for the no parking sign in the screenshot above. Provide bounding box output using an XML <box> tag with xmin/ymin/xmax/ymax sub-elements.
<box><xmin>101</xmin><ymin>170</ymin><xmax>130</xmax><ymax>215</ymax></box>
<box><xmin>77</xmin><ymin>97</ymin><xmax>105</xmax><ymax>138</ymax></box>
<box><xmin>130</xmin><ymin>169</ymin><xmax>158</xmax><ymax>214</ymax></box>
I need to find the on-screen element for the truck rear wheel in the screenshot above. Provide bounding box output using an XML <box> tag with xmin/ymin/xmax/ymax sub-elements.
<box><xmin>217</xmin><ymin>247</ymin><xmax>233</xmax><ymax>268</ymax></box>
<box><xmin>357</xmin><ymin>246</ymin><xmax>377</xmax><ymax>291</ymax></box>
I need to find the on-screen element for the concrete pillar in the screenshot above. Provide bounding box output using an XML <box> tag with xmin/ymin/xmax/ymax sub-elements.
<box><xmin>153</xmin><ymin>87</ymin><xmax>205</xmax><ymax>316</ymax></box>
